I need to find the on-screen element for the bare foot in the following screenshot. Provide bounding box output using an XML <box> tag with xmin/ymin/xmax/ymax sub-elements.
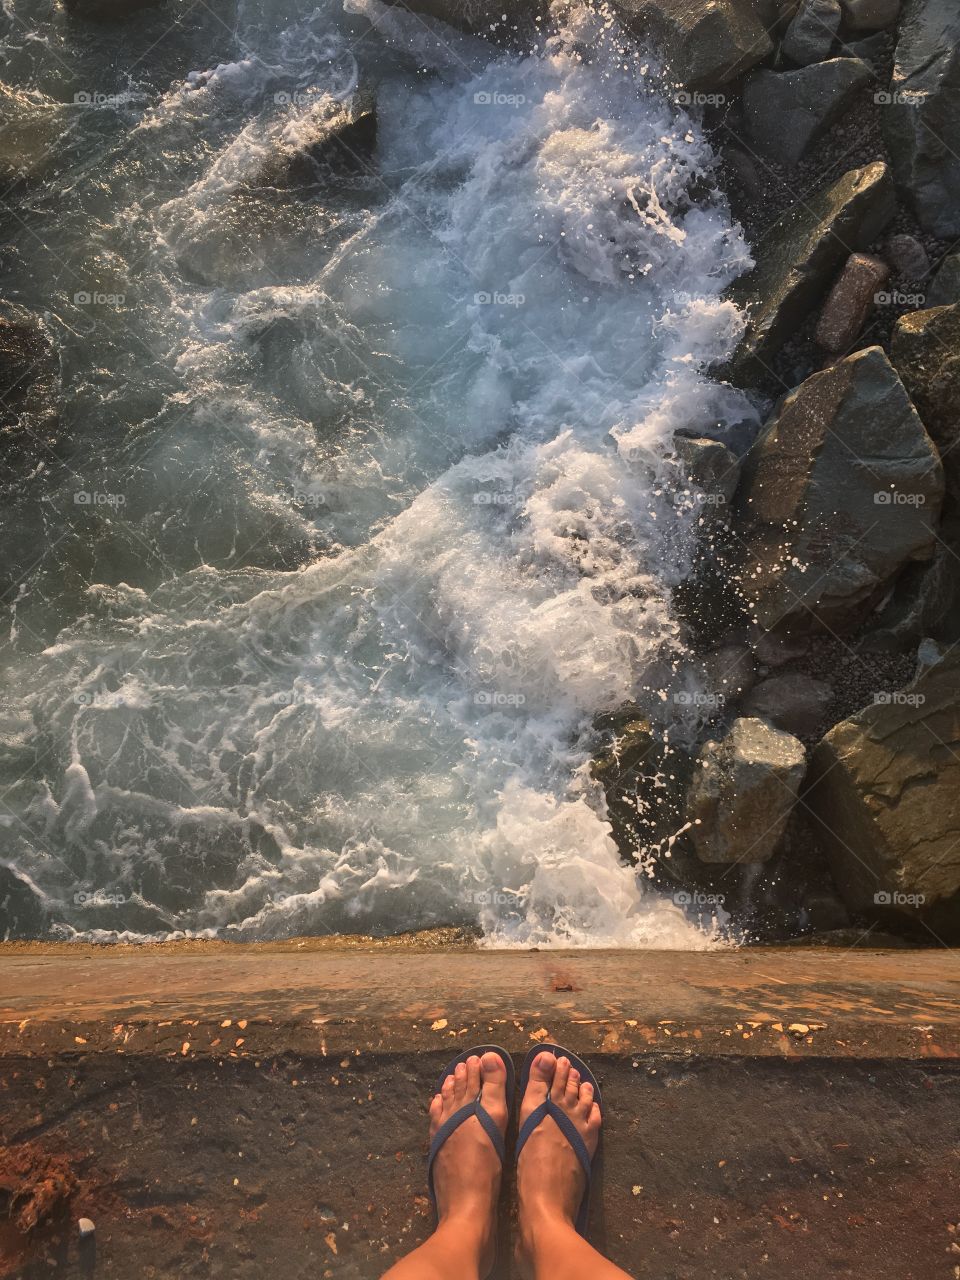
<box><xmin>428</xmin><ymin>1051</ymin><xmax>509</xmax><ymax>1275</ymax></box>
<box><xmin>516</xmin><ymin>1051</ymin><xmax>602</xmax><ymax>1257</ymax></box>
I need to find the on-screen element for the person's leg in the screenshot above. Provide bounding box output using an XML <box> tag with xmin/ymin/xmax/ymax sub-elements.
<box><xmin>516</xmin><ymin>1051</ymin><xmax>635</xmax><ymax>1280</ymax></box>
<box><xmin>381</xmin><ymin>1051</ymin><xmax>508</xmax><ymax>1280</ymax></box>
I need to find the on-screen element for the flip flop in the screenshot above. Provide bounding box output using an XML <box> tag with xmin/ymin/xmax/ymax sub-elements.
<box><xmin>427</xmin><ymin>1044</ymin><xmax>516</xmax><ymax>1212</ymax></box>
<box><xmin>516</xmin><ymin>1043</ymin><xmax>603</xmax><ymax>1237</ymax></box>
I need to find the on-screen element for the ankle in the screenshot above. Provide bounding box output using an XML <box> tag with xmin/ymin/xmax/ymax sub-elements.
<box><xmin>518</xmin><ymin>1201</ymin><xmax>576</xmax><ymax>1259</ymax></box>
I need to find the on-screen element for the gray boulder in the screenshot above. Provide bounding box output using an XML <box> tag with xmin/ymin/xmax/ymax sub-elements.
<box><xmin>840</xmin><ymin>0</ymin><xmax>900</xmax><ymax>29</ymax></box>
<box><xmin>890</xmin><ymin>302</ymin><xmax>960</xmax><ymax>490</ymax></box>
<box><xmin>808</xmin><ymin>653</ymin><xmax>960</xmax><ymax>934</ymax></box>
<box><xmin>927</xmin><ymin>253</ymin><xmax>960</xmax><ymax>307</ymax></box>
<box><xmin>729</xmin><ymin>162</ymin><xmax>895</xmax><ymax>382</ymax></box>
<box><xmin>883</xmin><ymin>0</ymin><xmax>960</xmax><ymax>237</ymax></box>
<box><xmin>686</xmin><ymin>717</ymin><xmax>807</xmax><ymax>863</ymax></box>
<box><xmin>884</xmin><ymin>232</ymin><xmax>930</xmax><ymax>282</ymax></box>
<box><xmin>865</xmin><ymin>512</ymin><xmax>960</xmax><ymax>650</ymax></box>
<box><xmin>674</xmin><ymin>434</ymin><xmax>741</xmax><ymax>518</ymax></box>
<box><xmin>782</xmin><ymin>0</ymin><xmax>841</xmax><ymax>64</ymax></box>
<box><xmin>741</xmin><ymin>58</ymin><xmax>872</xmax><ymax>166</ymax></box>
<box><xmin>742</xmin><ymin>672</ymin><xmax>834</xmax><ymax>737</ymax></box>
<box><xmin>737</xmin><ymin>346</ymin><xmax>944</xmax><ymax>634</ymax></box>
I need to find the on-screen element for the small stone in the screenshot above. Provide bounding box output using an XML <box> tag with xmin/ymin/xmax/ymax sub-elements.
<box><xmin>926</xmin><ymin>253</ymin><xmax>960</xmax><ymax>308</ymax></box>
<box><xmin>782</xmin><ymin>0</ymin><xmax>841</xmax><ymax>65</ymax></box>
<box><xmin>884</xmin><ymin>233</ymin><xmax>930</xmax><ymax>282</ymax></box>
<box><xmin>78</xmin><ymin>1218</ymin><xmax>96</xmax><ymax>1239</ymax></box>
<box><xmin>815</xmin><ymin>252</ymin><xmax>889</xmax><ymax>352</ymax></box>
<box><xmin>840</xmin><ymin>0</ymin><xmax>899</xmax><ymax>30</ymax></box>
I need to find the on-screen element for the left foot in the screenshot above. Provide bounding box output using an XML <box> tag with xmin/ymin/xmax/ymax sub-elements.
<box><xmin>428</xmin><ymin>1051</ymin><xmax>509</xmax><ymax>1275</ymax></box>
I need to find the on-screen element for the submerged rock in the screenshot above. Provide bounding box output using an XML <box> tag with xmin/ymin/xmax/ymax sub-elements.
<box><xmin>737</xmin><ymin>346</ymin><xmax>944</xmax><ymax>634</ymax></box>
<box><xmin>0</xmin><ymin>84</ymin><xmax>63</xmax><ymax>186</ymax></box>
<box><xmin>814</xmin><ymin>251</ymin><xmax>889</xmax><ymax>352</ymax></box>
<box><xmin>674</xmin><ymin>434</ymin><xmax>741</xmax><ymax>519</ymax></box>
<box><xmin>729</xmin><ymin>162</ymin><xmax>895</xmax><ymax>382</ymax></box>
<box><xmin>883</xmin><ymin>0</ymin><xmax>960</xmax><ymax>237</ymax></box>
<box><xmin>808</xmin><ymin>653</ymin><xmax>960</xmax><ymax>937</ymax></box>
<box><xmin>782</xmin><ymin>0</ymin><xmax>841</xmax><ymax>64</ymax></box>
<box><xmin>259</xmin><ymin>97</ymin><xmax>377</xmax><ymax>191</ymax></box>
<box><xmin>0</xmin><ymin>864</ymin><xmax>47</xmax><ymax>940</ymax></box>
<box><xmin>685</xmin><ymin>717</ymin><xmax>806</xmax><ymax>863</ymax></box>
<box><xmin>741</xmin><ymin>58</ymin><xmax>871</xmax><ymax>166</ymax></box>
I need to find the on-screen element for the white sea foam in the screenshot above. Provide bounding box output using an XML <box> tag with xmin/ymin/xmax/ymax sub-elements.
<box><xmin>1</xmin><ymin>0</ymin><xmax>756</xmax><ymax>947</ymax></box>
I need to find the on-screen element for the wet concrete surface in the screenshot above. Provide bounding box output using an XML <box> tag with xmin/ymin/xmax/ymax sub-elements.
<box><xmin>1</xmin><ymin>945</ymin><xmax>959</xmax><ymax>1278</ymax></box>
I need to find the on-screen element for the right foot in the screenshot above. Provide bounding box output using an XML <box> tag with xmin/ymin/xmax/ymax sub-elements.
<box><xmin>516</xmin><ymin>1051</ymin><xmax>602</xmax><ymax>1253</ymax></box>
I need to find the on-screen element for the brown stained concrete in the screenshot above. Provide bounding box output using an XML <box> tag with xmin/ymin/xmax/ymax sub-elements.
<box><xmin>0</xmin><ymin>944</ymin><xmax>959</xmax><ymax>1278</ymax></box>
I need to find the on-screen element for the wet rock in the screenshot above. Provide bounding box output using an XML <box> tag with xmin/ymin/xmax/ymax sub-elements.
<box><xmin>0</xmin><ymin>301</ymin><xmax>61</xmax><ymax>456</ymax></box>
<box><xmin>865</xmin><ymin>512</ymin><xmax>960</xmax><ymax>650</ymax></box>
<box><xmin>840</xmin><ymin>0</ymin><xmax>900</xmax><ymax>29</ymax></box>
<box><xmin>742</xmin><ymin>672</ymin><xmax>834</xmax><ymax>737</ymax></box>
<box><xmin>62</xmin><ymin>0</ymin><xmax>166</xmax><ymax>16</ymax></box>
<box><xmin>890</xmin><ymin>302</ymin><xmax>960</xmax><ymax>487</ymax></box>
<box><xmin>737</xmin><ymin>346</ymin><xmax>944</xmax><ymax>634</ymax></box>
<box><xmin>883</xmin><ymin>0</ymin><xmax>960</xmax><ymax>238</ymax></box>
<box><xmin>608</xmin><ymin>0</ymin><xmax>775</xmax><ymax>89</ymax></box>
<box><xmin>884</xmin><ymin>232</ymin><xmax>929</xmax><ymax>282</ymax></box>
<box><xmin>702</xmin><ymin>644</ymin><xmax>757</xmax><ymax>703</ymax></box>
<box><xmin>674</xmin><ymin>434</ymin><xmax>741</xmax><ymax>521</ymax></box>
<box><xmin>845</xmin><ymin>31</ymin><xmax>892</xmax><ymax>66</ymax></box>
<box><xmin>782</xmin><ymin>0</ymin><xmax>841</xmax><ymax>64</ymax></box>
<box><xmin>741</xmin><ymin>59</ymin><xmax>871</xmax><ymax>166</ymax></box>
<box><xmin>685</xmin><ymin>717</ymin><xmax>806</xmax><ymax>863</ymax></box>
<box><xmin>808</xmin><ymin>652</ymin><xmax>960</xmax><ymax>936</ymax></box>
<box><xmin>926</xmin><ymin>253</ymin><xmax>960</xmax><ymax>308</ymax></box>
<box><xmin>814</xmin><ymin>251</ymin><xmax>889</xmax><ymax>352</ymax></box>
<box><xmin>729</xmin><ymin>162</ymin><xmax>895</xmax><ymax>382</ymax></box>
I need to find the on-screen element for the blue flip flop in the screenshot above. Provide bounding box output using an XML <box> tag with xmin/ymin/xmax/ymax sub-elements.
<box><xmin>516</xmin><ymin>1043</ymin><xmax>602</xmax><ymax>1237</ymax></box>
<box><xmin>427</xmin><ymin>1044</ymin><xmax>516</xmax><ymax>1211</ymax></box>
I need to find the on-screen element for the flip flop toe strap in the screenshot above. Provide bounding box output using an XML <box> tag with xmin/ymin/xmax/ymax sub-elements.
<box><xmin>516</xmin><ymin>1097</ymin><xmax>593</xmax><ymax>1186</ymax></box>
<box><xmin>427</xmin><ymin>1099</ymin><xmax>505</xmax><ymax>1204</ymax></box>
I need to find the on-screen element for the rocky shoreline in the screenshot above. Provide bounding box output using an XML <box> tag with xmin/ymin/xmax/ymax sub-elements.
<box><xmin>3</xmin><ymin>0</ymin><xmax>959</xmax><ymax>948</ymax></box>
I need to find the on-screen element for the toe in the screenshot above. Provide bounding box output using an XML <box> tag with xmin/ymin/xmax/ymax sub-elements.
<box><xmin>578</xmin><ymin>1081</ymin><xmax>594</xmax><ymax>1116</ymax></box>
<box><xmin>550</xmin><ymin>1055</ymin><xmax>571</xmax><ymax>1103</ymax></box>
<box><xmin>428</xmin><ymin>1091</ymin><xmax>444</xmax><ymax>1132</ymax></box>
<box><xmin>453</xmin><ymin>1060</ymin><xmax>468</xmax><ymax>1103</ymax></box>
<box><xmin>528</xmin><ymin>1051</ymin><xmax>557</xmax><ymax>1096</ymax></box>
<box><xmin>565</xmin><ymin>1067</ymin><xmax>580</xmax><ymax>1105</ymax></box>
<box><xmin>465</xmin><ymin>1054</ymin><xmax>481</xmax><ymax>1099</ymax></box>
<box><xmin>588</xmin><ymin>1101</ymin><xmax>602</xmax><ymax>1132</ymax></box>
<box><xmin>441</xmin><ymin>1072</ymin><xmax>456</xmax><ymax>1107</ymax></box>
<box><xmin>479</xmin><ymin>1051</ymin><xmax>508</xmax><ymax>1117</ymax></box>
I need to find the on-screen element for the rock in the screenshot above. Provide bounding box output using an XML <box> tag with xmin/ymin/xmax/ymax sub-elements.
<box><xmin>890</xmin><ymin>303</ymin><xmax>960</xmax><ymax>482</ymax></box>
<box><xmin>741</xmin><ymin>59</ymin><xmax>872</xmax><ymax>166</ymax></box>
<box><xmin>742</xmin><ymin>672</ymin><xmax>834</xmax><ymax>736</ymax></box>
<box><xmin>0</xmin><ymin>85</ymin><xmax>63</xmax><ymax>186</ymax></box>
<box><xmin>808</xmin><ymin>652</ymin><xmax>960</xmax><ymax>935</ymax></box>
<box><xmin>840</xmin><ymin>0</ymin><xmax>900</xmax><ymax>29</ymax></box>
<box><xmin>846</xmin><ymin>31</ymin><xmax>892</xmax><ymax>66</ymax></box>
<box><xmin>865</xmin><ymin>512</ymin><xmax>960</xmax><ymax>650</ymax></box>
<box><xmin>814</xmin><ymin>251</ymin><xmax>889</xmax><ymax>352</ymax></box>
<box><xmin>927</xmin><ymin>253</ymin><xmax>960</xmax><ymax>308</ymax></box>
<box><xmin>729</xmin><ymin>162</ymin><xmax>896</xmax><ymax>382</ymax></box>
<box><xmin>260</xmin><ymin>97</ymin><xmax>377</xmax><ymax>191</ymax></box>
<box><xmin>884</xmin><ymin>232</ymin><xmax>929</xmax><ymax>282</ymax></box>
<box><xmin>0</xmin><ymin>301</ymin><xmax>61</xmax><ymax>455</ymax></box>
<box><xmin>62</xmin><ymin>0</ymin><xmax>165</xmax><ymax>15</ymax></box>
<box><xmin>0</xmin><ymin>864</ymin><xmax>47</xmax><ymax>940</ymax></box>
<box><xmin>737</xmin><ymin>346</ymin><xmax>944</xmax><ymax>634</ymax></box>
<box><xmin>782</xmin><ymin>0</ymin><xmax>841</xmax><ymax>64</ymax></box>
<box><xmin>702</xmin><ymin>644</ymin><xmax>757</xmax><ymax>703</ymax></box>
<box><xmin>883</xmin><ymin>0</ymin><xmax>960</xmax><ymax>238</ymax></box>
<box><xmin>602</xmin><ymin>0</ymin><xmax>775</xmax><ymax>89</ymax></box>
<box><xmin>685</xmin><ymin>717</ymin><xmax>807</xmax><ymax>863</ymax></box>
<box><xmin>674</xmin><ymin>434</ymin><xmax>741</xmax><ymax>514</ymax></box>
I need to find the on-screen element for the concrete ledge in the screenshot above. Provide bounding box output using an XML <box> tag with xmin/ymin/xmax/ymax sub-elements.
<box><xmin>2</xmin><ymin>943</ymin><xmax>959</xmax><ymax>1060</ymax></box>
